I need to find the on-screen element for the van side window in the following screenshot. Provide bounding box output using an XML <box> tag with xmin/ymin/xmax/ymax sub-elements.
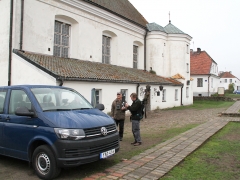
<box><xmin>9</xmin><ymin>90</ymin><xmax>31</xmax><ymax>114</ymax></box>
<box><xmin>0</xmin><ymin>91</ymin><xmax>7</xmax><ymax>114</ymax></box>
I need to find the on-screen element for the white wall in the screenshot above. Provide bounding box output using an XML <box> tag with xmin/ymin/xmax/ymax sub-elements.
<box><xmin>11</xmin><ymin>54</ymin><xmax>57</xmax><ymax>85</ymax></box>
<box><xmin>191</xmin><ymin>75</ymin><xmax>219</xmax><ymax>96</ymax></box>
<box><xmin>0</xmin><ymin>0</ymin><xmax>11</xmax><ymax>85</ymax></box>
<box><xmin>219</xmin><ymin>78</ymin><xmax>240</xmax><ymax>90</ymax></box>
<box><xmin>16</xmin><ymin>0</ymin><xmax>145</xmax><ymax>69</ymax></box>
<box><xmin>63</xmin><ymin>81</ymin><xmax>139</xmax><ymax>114</ymax></box>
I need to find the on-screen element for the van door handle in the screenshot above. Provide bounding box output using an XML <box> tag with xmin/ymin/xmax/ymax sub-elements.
<box><xmin>6</xmin><ymin>116</ymin><xmax>10</xmax><ymax>121</ymax></box>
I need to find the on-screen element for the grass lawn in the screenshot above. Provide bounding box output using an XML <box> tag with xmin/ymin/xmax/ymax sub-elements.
<box><xmin>163</xmin><ymin>100</ymin><xmax>235</xmax><ymax>110</ymax></box>
<box><xmin>221</xmin><ymin>92</ymin><xmax>240</xmax><ymax>99</ymax></box>
<box><xmin>162</xmin><ymin>122</ymin><xmax>240</xmax><ymax>180</ymax></box>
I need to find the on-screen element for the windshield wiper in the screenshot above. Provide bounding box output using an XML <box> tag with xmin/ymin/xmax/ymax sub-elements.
<box><xmin>43</xmin><ymin>109</ymin><xmax>71</xmax><ymax>112</ymax></box>
<box><xmin>72</xmin><ymin>108</ymin><xmax>91</xmax><ymax>110</ymax></box>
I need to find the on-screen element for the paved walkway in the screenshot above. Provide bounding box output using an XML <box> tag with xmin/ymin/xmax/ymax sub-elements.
<box><xmin>221</xmin><ymin>100</ymin><xmax>240</xmax><ymax>116</ymax></box>
<box><xmin>84</xmin><ymin>102</ymin><xmax>240</xmax><ymax>180</ymax></box>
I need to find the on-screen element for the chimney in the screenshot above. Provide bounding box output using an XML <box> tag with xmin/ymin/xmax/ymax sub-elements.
<box><xmin>229</xmin><ymin>71</ymin><xmax>232</xmax><ymax>74</ymax></box>
<box><xmin>197</xmin><ymin>48</ymin><xmax>201</xmax><ymax>53</ymax></box>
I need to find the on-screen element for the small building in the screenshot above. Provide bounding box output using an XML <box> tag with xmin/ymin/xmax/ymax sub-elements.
<box><xmin>190</xmin><ymin>48</ymin><xmax>220</xmax><ymax>96</ymax></box>
<box><xmin>219</xmin><ymin>71</ymin><xmax>240</xmax><ymax>91</ymax></box>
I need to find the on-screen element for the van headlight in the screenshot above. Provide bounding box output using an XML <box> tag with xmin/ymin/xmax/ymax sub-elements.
<box><xmin>54</xmin><ymin>128</ymin><xmax>85</xmax><ymax>140</ymax></box>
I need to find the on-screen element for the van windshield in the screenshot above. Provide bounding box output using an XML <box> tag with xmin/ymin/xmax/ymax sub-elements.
<box><xmin>31</xmin><ymin>88</ymin><xmax>93</xmax><ymax>111</ymax></box>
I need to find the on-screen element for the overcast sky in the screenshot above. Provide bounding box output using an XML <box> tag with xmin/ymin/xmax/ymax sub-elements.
<box><xmin>129</xmin><ymin>0</ymin><xmax>240</xmax><ymax>78</ymax></box>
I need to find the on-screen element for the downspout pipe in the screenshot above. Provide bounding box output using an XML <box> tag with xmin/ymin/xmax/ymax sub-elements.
<box><xmin>181</xmin><ymin>85</ymin><xmax>183</xmax><ymax>105</ymax></box>
<box><xmin>20</xmin><ymin>0</ymin><xmax>24</xmax><ymax>50</ymax></box>
<box><xmin>59</xmin><ymin>78</ymin><xmax>64</xmax><ymax>86</ymax></box>
<box><xmin>208</xmin><ymin>75</ymin><xmax>211</xmax><ymax>97</ymax></box>
<box><xmin>136</xmin><ymin>83</ymin><xmax>140</xmax><ymax>96</ymax></box>
<box><xmin>8</xmin><ymin>0</ymin><xmax>14</xmax><ymax>86</ymax></box>
<box><xmin>144</xmin><ymin>29</ymin><xmax>148</xmax><ymax>71</ymax></box>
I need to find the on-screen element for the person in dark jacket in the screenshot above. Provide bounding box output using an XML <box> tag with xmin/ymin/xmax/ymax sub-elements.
<box><xmin>125</xmin><ymin>93</ymin><xmax>142</xmax><ymax>146</ymax></box>
<box><xmin>111</xmin><ymin>92</ymin><xmax>126</xmax><ymax>141</ymax></box>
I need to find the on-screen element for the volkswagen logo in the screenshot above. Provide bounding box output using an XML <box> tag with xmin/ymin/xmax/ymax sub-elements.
<box><xmin>101</xmin><ymin>127</ymin><xmax>108</xmax><ymax>136</ymax></box>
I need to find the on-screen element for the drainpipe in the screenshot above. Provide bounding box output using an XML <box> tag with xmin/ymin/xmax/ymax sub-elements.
<box><xmin>20</xmin><ymin>0</ymin><xmax>24</xmax><ymax>50</ymax></box>
<box><xmin>59</xmin><ymin>79</ymin><xmax>64</xmax><ymax>86</ymax></box>
<box><xmin>181</xmin><ymin>85</ymin><xmax>183</xmax><ymax>105</ymax></box>
<box><xmin>208</xmin><ymin>75</ymin><xmax>211</xmax><ymax>97</ymax></box>
<box><xmin>8</xmin><ymin>0</ymin><xmax>14</xmax><ymax>86</ymax></box>
<box><xmin>144</xmin><ymin>29</ymin><xmax>148</xmax><ymax>71</ymax></box>
<box><xmin>136</xmin><ymin>83</ymin><xmax>140</xmax><ymax>96</ymax></box>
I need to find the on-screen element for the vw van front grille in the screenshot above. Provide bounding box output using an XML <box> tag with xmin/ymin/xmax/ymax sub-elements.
<box><xmin>64</xmin><ymin>140</ymin><xmax>119</xmax><ymax>158</ymax></box>
<box><xmin>84</xmin><ymin>124</ymin><xmax>117</xmax><ymax>139</ymax></box>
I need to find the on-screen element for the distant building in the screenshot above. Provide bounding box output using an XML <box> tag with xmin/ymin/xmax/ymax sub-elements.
<box><xmin>190</xmin><ymin>48</ymin><xmax>220</xmax><ymax>96</ymax></box>
<box><xmin>219</xmin><ymin>71</ymin><xmax>240</xmax><ymax>90</ymax></box>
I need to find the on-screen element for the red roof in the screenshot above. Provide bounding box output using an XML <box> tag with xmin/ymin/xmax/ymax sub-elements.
<box><xmin>190</xmin><ymin>50</ymin><xmax>214</xmax><ymax>75</ymax></box>
<box><xmin>219</xmin><ymin>72</ymin><xmax>237</xmax><ymax>78</ymax></box>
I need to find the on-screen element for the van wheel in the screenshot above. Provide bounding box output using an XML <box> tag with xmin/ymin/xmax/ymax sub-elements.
<box><xmin>32</xmin><ymin>145</ymin><xmax>61</xmax><ymax>180</ymax></box>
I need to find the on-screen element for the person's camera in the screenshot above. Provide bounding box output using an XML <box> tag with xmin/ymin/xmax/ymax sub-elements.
<box><xmin>116</xmin><ymin>104</ymin><xmax>121</xmax><ymax>110</ymax></box>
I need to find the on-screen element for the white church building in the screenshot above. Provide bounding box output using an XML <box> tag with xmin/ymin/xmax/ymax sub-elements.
<box><xmin>0</xmin><ymin>0</ymin><xmax>192</xmax><ymax>113</ymax></box>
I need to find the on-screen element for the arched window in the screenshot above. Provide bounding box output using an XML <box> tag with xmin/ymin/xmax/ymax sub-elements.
<box><xmin>133</xmin><ymin>41</ymin><xmax>143</xmax><ymax>69</ymax></box>
<box><xmin>102</xmin><ymin>30</ymin><xmax>117</xmax><ymax>64</ymax></box>
<box><xmin>54</xmin><ymin>15</ymin><xmax>78</xmax><ymax>58</ymax></box>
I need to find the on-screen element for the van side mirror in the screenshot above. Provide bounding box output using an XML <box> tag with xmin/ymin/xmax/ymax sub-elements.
<box><xmin>95</xmin><ymin>104</ymin><xmax>105</xmax><ymax>111</ymax></box>
<box><xmin>15</xmin><ymin>107</ymin><xmax>35</xmax><ymax>117</ymax></box>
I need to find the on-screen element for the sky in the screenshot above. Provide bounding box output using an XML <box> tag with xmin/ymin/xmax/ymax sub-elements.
<box><xmin>129</xmin><ymin>0</ymin><xmax>240</xmax><ymax>78</ymax></box>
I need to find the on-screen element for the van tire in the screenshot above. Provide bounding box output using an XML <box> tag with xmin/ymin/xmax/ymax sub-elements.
<box><xmin>32</xmin><ymin>145</ymin><xmax>61</xmax><ymax>180</ymax></box>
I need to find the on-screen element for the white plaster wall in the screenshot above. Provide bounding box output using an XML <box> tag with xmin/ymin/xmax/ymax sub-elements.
<box><xmin>0</xmin><ymin>0</ymin><xmax>11</xmax><ymax>85</ymax></box>
<box><xmin>63</xmin><ymin>81</ymin><xmax>138</xmax><ymax>114</ymax></box>
<box><xmin>209</xmin><ymin>76</ymin><xmax>220</xmax><ymax>94</ymax></box>
<box><xmin>210</xmin><ymin>63</ymin><xmax>218</xmax><ymax>76</ymax></box>
<box><xmin>219</xmin><ymin>78</ymin><xmax>240</xmax><ymax>90</ymax></box>
<box><xmin>167</xmin><ymin>36</ymin><xmax>191</xmax><ymax>78</ymax></box>
<box><xmin>18</xmin><ymin>0</ymin><xmax>145</xmax><ymax>69</ymax></box>
<box><xmin>146</xmin><ymin>32</ymin><xmax>167</xmax><ymax>75</ymax></box>
<box><xmin>192</xmin><ymin>75</ymin><xmax>210</xmax><ymax>96</ymax></box>
<box><xmin>11</xmin><ymin>54</ymin><xmax>57</xmax><ymax>85</ymax></box>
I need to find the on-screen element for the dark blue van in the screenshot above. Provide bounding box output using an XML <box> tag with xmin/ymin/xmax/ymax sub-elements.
<box><xmin>0</xmin><ymin>85</ymin><xmax>119</xmax><ymax>179</ymax></box>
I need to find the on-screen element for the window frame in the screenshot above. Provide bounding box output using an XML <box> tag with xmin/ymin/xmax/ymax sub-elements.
<box><xmin>133</xmin><ymin>45</ymin><xmax>138</xmax><ymax>68</ymax></box>
<box><xmin>162</xmin><ymin>89</ymin><xmax>166</xmax><ymax>102</ymax></box>
<box><xmin>197</xmin><ymin>78</ymin><xmax>203</xmax><ymax>87</ymax></box>
<box><xmin>102</xmin><ymin>35</ymin><xmax>111</xmax><ymax>64</ymax></box>
<box><xmin>186</xmin><ymin>87</ymin><xmax>189</xmax><ymax>98</ymax></box>
<box><xmin>53</xmin><ymin>20</ymin><xmax>71</xmax><ymax>58</ymax></box>
<box><xmin>95</xmin><ymin>89</ymin><xmax>102</xmax><ymax>104</ymax></box>
<box><xmin>175</xmin><ymin>89</ymin><xmax>178</xmax><ymax>101</ymax></box>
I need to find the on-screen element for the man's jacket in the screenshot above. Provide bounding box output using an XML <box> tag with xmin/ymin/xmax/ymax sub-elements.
<box><xmin>127</xmin><ymin>99</ymin><xmax>141</xmax><ymax>120</ymax></box>
<box><xmin>111</xmin><ymin>98</ymin><xmax>126</xmax><ymax>120</ymax></box>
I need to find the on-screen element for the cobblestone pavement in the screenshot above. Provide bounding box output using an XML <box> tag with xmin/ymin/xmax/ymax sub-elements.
<box><xmin>83</xmin><ymin>102</ymin><xmax>240</xmax><ymax>180</ymax></box>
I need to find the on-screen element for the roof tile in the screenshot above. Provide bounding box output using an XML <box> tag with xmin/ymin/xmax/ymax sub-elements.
<box><xmin>83</xmin><ymin>0</ymin><xmax>148</xmax><ymax>27</ymax></box>
<box><xmin>190</xmin><ymin>50</ymin><xmax>213</xmax><ymax>75</ymax></box>
<box><xmin>14</xmin><ymin>49</ymin><xmax>182</xmax><ymax>86</ymax></box>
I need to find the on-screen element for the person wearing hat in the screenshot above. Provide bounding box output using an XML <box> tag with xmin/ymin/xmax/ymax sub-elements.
<box><xmin>111</xmin><ymin>92</ymin><xmax>126</xmax><ymax>141</ymax></box>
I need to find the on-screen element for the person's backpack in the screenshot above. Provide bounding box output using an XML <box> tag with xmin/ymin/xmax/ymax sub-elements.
<box><xmin>136</xmin><ymin>100</ymin><xmax>145</xmax><ymax>120</ymax></box>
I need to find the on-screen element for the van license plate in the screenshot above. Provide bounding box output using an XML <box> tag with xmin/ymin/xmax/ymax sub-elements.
<box><xmin>100</xmin><ymin>149</ymin><xmax>115</xmax><ymax>159</ymax></box>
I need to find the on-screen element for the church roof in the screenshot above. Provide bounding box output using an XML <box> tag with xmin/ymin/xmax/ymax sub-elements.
<box><xmin>147</xmin><ymin>21</ymin><xmax>191</xmax><ymax>37</ymax></box>
<box><xmin>83</xmin><ymin>0</ymin><xmax>148</xmax><ymax>28</ymax></box>
<box><xmin>13</xmin><ymin>49</ymin><xmax>182</xmax><ymax>86</ymax></box>
<box><xmin>164</xmin><ymin>21</ymin><xmax>186</xmax><ymax>34</ymax></box>
<box><xmin>147</xmin><ymin>23</ymin><xmax>166</xmax><ymax>33</ymax></box>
